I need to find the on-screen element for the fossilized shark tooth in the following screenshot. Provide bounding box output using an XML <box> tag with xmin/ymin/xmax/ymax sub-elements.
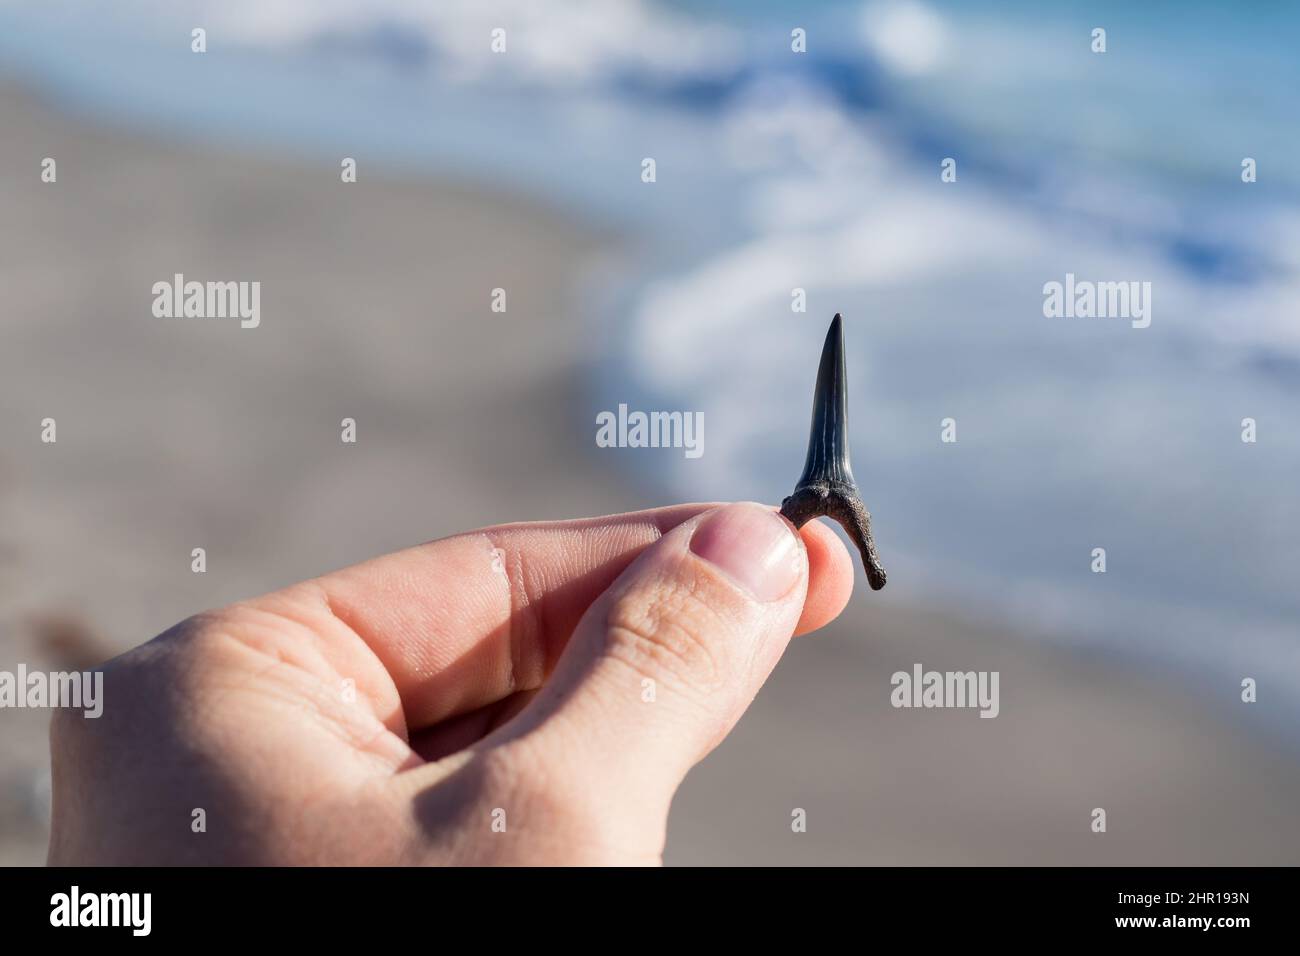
<box><xmin>779</xmin><ymin>313</ymin><xmax>887</xmax><ymax>590</ymax></box>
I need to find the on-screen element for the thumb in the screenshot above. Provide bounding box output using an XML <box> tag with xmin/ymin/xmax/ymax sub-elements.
<box><xmin>490</xmin><ymin>501</ymin><xmax>808</xmax><ymax>823</ymax></box>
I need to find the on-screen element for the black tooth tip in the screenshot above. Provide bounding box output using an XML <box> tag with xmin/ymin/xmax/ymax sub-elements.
<box><xmin>796</xmin><ymin>313</ymin><xmax>854</xmax><ymax>487</ymax></box>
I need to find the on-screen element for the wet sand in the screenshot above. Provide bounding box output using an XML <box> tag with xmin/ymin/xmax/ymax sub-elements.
<box><xmin>1</xmin><ymin>84</ymin><xmax>1297</xmax><ymax>865</ymax></box>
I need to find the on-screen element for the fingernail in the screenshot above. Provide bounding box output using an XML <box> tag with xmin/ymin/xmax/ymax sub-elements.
<box><xmin>689</xmin><ymin>503</ymin><xmax>803</xmax><ymax>602</ymax></box>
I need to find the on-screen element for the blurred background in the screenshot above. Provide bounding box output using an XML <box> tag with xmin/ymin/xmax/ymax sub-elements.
<box><xmin>1</xmin><ymin>0</ymin><xmax>1298</xmax><ymax>864</ymax></box>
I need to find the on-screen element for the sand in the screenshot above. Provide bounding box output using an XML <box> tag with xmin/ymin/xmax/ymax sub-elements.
<box><xmin>1</xmin><ymin>83</ymin><xmax>1297</xmax><ymax>866</ymax></box>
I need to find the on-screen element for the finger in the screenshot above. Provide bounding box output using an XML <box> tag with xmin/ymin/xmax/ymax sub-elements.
<box><xmin>240</xmin><ymin>504</ymin><xmax>714</xmax><ymax>734</ymax></box>
<box><xmin>239</xmin><ymin>503</ymin><xmax>852</xmax><ymax>736</ymax></box>
<box><xmin>478</xmin><ymin>502</ymin><xmax>814</xmax><ymax>816</ymax></box>
<box><xmin>796</xmin><ymin>518</ymin><xmax>854</xmax><ymax>632</ymax></box>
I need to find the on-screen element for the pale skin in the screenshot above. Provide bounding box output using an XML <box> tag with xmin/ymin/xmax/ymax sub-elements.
<box><xmin>48</xmin><ymin>501</ymin><xmax>854</xmax><ymax>865</ymax></box>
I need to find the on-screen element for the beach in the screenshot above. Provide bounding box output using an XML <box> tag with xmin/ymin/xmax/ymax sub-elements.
<box><xmin>1</xmin><ymin>83</ymin><xmax>1298</xmax><ymax>865</ymax></box>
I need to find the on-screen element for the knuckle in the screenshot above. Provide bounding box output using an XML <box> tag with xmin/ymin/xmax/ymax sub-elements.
<box><xmin>601</xmin><ymin>577</ymin><xmax>731</xmax><ymax>694</ymax></box>
<box><xmin>91</xmin><ymin>608</ymin><xmax>280</xmax><ymax>735</ymax></box>
<box><xmin>149</xmin><ymin>612</ymin><xmax>256</xmax><ymax>699</ymax></box>
<box><xmin>178</xmin><ymin>600</ymin><xmax>334</xmax><ymax>681</ymax></box>
<box><xmin>148</xmin><ymin>609</ymin><xmax>249</xmax><ymax>678</ymax></box>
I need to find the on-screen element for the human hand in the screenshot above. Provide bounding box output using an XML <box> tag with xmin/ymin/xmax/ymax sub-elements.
<box><xmin>48</xmin><ymin>502</ymin><xmax>853</xmax><ymax>865</ymax></box>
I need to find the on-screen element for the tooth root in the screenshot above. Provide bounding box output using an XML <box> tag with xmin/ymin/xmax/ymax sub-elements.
<box><xmin>780</xmin><ymin>313</ymin><xmax>887</xmax><ymax>591</ymax></box>
<box><xmin>797</xmin><ymin>312</ymin><xmax>855</xmax><ymax>487</ymax></box>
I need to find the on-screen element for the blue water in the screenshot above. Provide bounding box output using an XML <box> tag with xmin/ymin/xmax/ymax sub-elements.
<box><xmin>2</xmin><ymin>0</ymin><xmax>1296</xmax><ymax>739</ymax></box>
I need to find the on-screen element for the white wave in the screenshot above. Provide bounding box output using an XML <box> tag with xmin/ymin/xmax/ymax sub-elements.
<box><xmin>859</xmin><ymin>0</ymin><xmax>950</xmax><ymax>77</ymax></box>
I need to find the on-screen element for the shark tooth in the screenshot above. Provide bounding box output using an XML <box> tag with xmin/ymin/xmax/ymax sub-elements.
<box><xmin>779</xmin><ymin>313</ymin><xmax>887</xmax><ymax>591</ymax></box>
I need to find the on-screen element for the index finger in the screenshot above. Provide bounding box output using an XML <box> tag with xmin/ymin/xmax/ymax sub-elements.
<box><xmin>242</xmin><ymin>503</ymin><xmax>854</xmax><ymax>734</ymax></box>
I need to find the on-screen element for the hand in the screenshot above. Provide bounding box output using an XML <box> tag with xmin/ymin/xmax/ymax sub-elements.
<box><xmin>48</xmin><ymin>502</ymin><xmax>853</xmax><ymax>865</ymax></box>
